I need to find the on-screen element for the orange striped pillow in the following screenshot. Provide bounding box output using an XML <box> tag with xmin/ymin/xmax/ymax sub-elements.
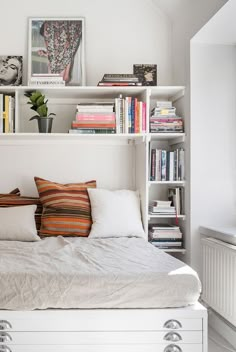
<box><xmin>34</xmin><ymin>177</ymin><xmax>96</xmax><ymax>237</ymax></box>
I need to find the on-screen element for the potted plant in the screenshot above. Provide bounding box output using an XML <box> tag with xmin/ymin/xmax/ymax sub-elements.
<box><xmin>24</xmin><ymin>90</ymin><xmax>56</xmax><ymax>133</ymax></box>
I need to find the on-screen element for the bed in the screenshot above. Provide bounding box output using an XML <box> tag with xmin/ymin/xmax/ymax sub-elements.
<box><xmin>0</xmin><ymin>237</ymin><xmax>207</xmax><ymax>352</ymax></box>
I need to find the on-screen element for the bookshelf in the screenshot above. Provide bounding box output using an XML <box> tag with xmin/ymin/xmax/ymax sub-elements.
<box><xmin>0</xmin><ymin>85</ymin><xmax>186</xmax><ymax>255</ymax></box>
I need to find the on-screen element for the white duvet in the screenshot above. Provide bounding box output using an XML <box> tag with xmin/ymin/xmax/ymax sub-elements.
<box><xmin>0</xmin><ymin>237</ymin><xmax>201</xmax><ymax>310</ymax></box>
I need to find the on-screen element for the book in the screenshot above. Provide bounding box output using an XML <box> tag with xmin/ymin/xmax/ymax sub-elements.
<box><xmin>98</xmin><ymin>81</ymin><xmax>141</xmax><ymax>86</ymax></box>
<box><xmin>133</xmin><ymin>64</ymin><xmax>157</xmax><ymax>86</ymax></box>
<box><xmin>102</xmin><ymin>74</ymin><xmax>139</xmax><ymax>82</ymax></box>
<box><xmin>69</xmin><ymin>128</ymin><xmax>116</xmax><ymax>134</ymax></box>
<box><xmin>150</xmin><ymin>200</ymin><xmax>172</xmax><ymax>207</ymax></box>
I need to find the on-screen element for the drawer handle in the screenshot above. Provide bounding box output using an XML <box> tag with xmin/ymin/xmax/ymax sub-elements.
<box><xmin>164</xmin><ymin>332</ymin><xmax>182</xmax><ymax>342</ymax></box>
<box><xmin>164</xmin><ymin>320</ymin><xmax>182</xmax><ymax>329</ymax></box>
<box><xmin>0</xmin><ymin>334</ymin><xmax>12</xmax><ymax>343</ymax></box>
<box><xmin>0</xmin><ymin>322</ymin><xmax>12</xmax><ymax>331</ymax></box>
<box><xmin>164</xmin><ymin>344</ymin><xmax>182</xmax><ymax>352</ymax></box>
<box><xmin>0</xmin><ymin>346</ymin><xmax>12</xmax><ymax>352</ymax></box>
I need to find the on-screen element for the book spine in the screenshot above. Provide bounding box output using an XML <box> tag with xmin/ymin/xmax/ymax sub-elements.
<box><xmin>76</xmin><ymin>113</ymin><xmax>115</xmax><ymax>121</ymax></box>
<box><xmin>3</xmin><ymin>95</ymin><xmax>10</xmax><ymax>133</ymax></box>
<box><xmin>161</xmin><ymin>150</ymin><xmax>167</xmax><ymax>181</ymax></box>
<box><xmin>131</xmin><ymin>97</ymin><xmax>135</xmax><ymax>133</ymax></box>
<box><xmin>142</xmin><ymin>102</ymin><xmax>146</xmax><ymax>132</ymax></box>
<box><xmin>0</xmin><ymin>94</ymin><xmax>3</xmax><ymax>133</ymax></box>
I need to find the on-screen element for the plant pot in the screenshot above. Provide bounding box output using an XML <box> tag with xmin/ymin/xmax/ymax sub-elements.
<box><xmin>37</xmin><ymin>117</ymin><xmax>53</xmax><ymax>133</ymax></box>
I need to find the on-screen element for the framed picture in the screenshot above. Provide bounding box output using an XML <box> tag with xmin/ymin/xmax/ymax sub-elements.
<box><xmin>0</xmin><ymin>56</ymin><xmax>23</xmax><ymax>86</ymax></box>
<box><xmin>28</xmin><ymin>18</ymin><xmax>85</xmax><ymax>86</ymax></box>
<box><xmin>133</xmin><ymin>64</ymin><xmax>157</xmax><ymax>86</ymax></box>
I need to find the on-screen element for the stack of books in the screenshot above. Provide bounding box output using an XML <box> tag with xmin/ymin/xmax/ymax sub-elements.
<box><xmin>98</xmin><ymin>74</ymin><xmax>141</xmax><ymax>87</ymax></box>
<box><xmin>149</xmin><ymin>200</ymin><xmax>176</xmax><ymax>216</ymax></box>
<box><xmin>150</xmin><ymin>100</ymin><xmax>183</xmax><ymax>133</ymax></box>
<box><xmin>149</xmin><ymin>223</ymin><xmax>183</xmax><ymax>249</ymax></box>
<box><xmin>115</xmin><ymin>94</ymin><xmax>146</xmax><ymax>133</ymax></box>
<box><xmin>150</xmin><ymin>148</ymin><xmax>185</xmax><ymax>181</ymax></box>
<box><xmin>69</xmin><ymin>102</ymin><xmax>116</xmax><ymax>134</ymax></box>
<box><xmin>29</xmin><ymin>74</ymin><xmax>65</xmax><ymax>87</ymax></box>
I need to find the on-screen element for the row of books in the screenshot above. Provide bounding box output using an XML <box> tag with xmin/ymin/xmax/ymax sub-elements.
<box><xmin>0</xmin><ymin>94</ymin><xmax>15</xmax><ymax>133</ymax></box>
<box><xmin>149</xmin><ymin>223</ymin><xmax>183</xmax><ymax>249</ymax></box>
<box><xmin>115</xmin><ymin>94</ymin><xmax>146</xmax><ymax>133</ymax></box>
<box><xmin>69</xmin><ymin>97</ymin><xmax>147</xmax><ymax>134</ymax></box>
<box><xmin>149</xmin><ymin>188</ymin><xmax>184</xmax><ymax>217</ymax></box>
<box><xmin>150</xmin><ymin>148</ymin><xmax>185</xmax><ymax>181</ymax></box>
<box><xmin>150</xmin><ymin>100</ymin><xmax>183</xmax><ymax>133</ymax></box>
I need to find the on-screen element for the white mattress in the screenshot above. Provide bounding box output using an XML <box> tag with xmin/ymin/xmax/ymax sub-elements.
<box><xmin>0</xmin><ymin>236</ymin><xmax>201</xmax><ymax>310</ymax></box>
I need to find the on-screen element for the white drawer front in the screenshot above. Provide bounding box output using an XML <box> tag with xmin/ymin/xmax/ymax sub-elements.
<box><xmin>2</xmin><ymin>331</ymin><xmax>202</xmax><ymax>345</ymax></box>
<box><xmin>0</xmin><ymin>344</ymin><xmax>203</xmax><ymax>352</ymax></box>
<box><xmin>0</xmin><ymin>318</ymin><xmax>202</xmax><ymax>332</ymax></box>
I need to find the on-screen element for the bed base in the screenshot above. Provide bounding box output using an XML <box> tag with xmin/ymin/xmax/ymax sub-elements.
<box><xmin>0</xmin><ymin>302</ymin><xmax>207</xmax><ymax>352</ymax></box>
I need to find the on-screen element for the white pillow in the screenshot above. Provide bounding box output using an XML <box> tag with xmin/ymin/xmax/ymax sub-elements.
<box><xmin>0</xmin><ymin>205</ymin><xmax>40</xmax><ymax>241</ymax></box>
<box><xmin>88</xmin><ymin>189</ymin><xmax>146</xmax><ymax>238</ymax></box>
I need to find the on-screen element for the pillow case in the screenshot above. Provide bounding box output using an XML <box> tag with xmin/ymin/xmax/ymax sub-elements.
<box><xmin>0</xmin><ymin>188</ymin><xmax>21</xmax><ymax>197</ymax></box>
<box><xmin>88</xmin><ymin>188</ymin><xmax>146</xmax><ymax>239</ymax></box>
<box><xmin>0</xmin><ymin>194</ymin><xmax>42</xmax><ymax>232</ymax></box>
<box><xmin>34</xmin><ymin>177</ymin><xmax>96</xmax><ymax>237</ymax></box>
<box><xmin>0</xmin><ymin>205</ymin><xmax>40</xmax><ymax>241</ymax></box>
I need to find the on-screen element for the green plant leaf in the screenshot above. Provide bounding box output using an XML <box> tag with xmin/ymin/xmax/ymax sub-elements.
<box><xmin>29</xmin><ymin>115</ymin><xmax>40</xmax><ymax>121</ymax></box>
<box><xmin>36</xmin><ymin>95</ymin><xmax>45</xmax><ymax>107</ymax></box>
<box><xmin>37</xmin><ymin>104</ymin><xmax>48</xmax><ymax>117</ymax></box>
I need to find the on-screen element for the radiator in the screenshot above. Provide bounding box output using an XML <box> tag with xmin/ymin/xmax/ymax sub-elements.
<box><xmin>202</xmin><ymin>237</ymin><xmax>236</xmax><ymax>327</ymax></box>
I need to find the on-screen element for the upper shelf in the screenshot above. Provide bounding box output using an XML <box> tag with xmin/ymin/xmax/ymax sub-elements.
<box><xmin>0</xmin><ymin>86</ymin><xmax>185</xmax><ymax>101</ymax></box>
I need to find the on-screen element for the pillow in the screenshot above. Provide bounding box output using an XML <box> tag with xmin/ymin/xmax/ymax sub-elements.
<box><xmin>88</xmin><ymin>189</ymin><xmax>146</xmax><ymax>238</ymax></box>
<box><xmin>0</xmin><ymin>205</ymin><xmax>40</xmax><ymax>241</ymax></box>
<box><xmin>0</xmin><ymin>194</ymin><xmax>42</xmax><ymax>232</ymax></box>
<box><xmin>0</xmin><ymin>188</ymin><xmax>21</xmax><ymax>198</ymax></box>
<box><xmin>34</xmin><ymin>177</ymin><xmax>96</xmax><ymax>237</ymax></box>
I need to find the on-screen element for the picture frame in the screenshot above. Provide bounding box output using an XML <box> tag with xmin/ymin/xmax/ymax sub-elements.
<box><xmin>0</xmin><ymin>56</ymin><xmax>23</xmax><ymax>86</ymax></box>
<box><xmin>28</xmin><ymin>18</ymin><xmax>86</xmax><ymax>86</ymax></box>
<box><xmin>133</xmin><ymin>64</ymin><xmax>157</xmax><ymax>86</ymax></box>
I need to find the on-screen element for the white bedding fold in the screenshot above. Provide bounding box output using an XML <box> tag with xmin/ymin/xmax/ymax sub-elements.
<box><xmin>0</xmin><ymin>237</ymin><xmax>201</xmax><ymax>310</ymax></box>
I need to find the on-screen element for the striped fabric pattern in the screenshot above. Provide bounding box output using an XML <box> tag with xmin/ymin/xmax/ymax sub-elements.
<box><xmin>0</xmin><ymin>192</ymin><xmax>42</xmax><ymax>232</ymax></box>
<box><xmin>34</xmin><ymin>177</ymin><xmax>96</xmax><ymax>237</ymax></box>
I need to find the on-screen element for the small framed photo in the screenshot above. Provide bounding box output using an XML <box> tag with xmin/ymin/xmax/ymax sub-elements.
<box><xmin>0</xmin><ymin>56</ymin><xmax>23</xmax><ymax>86</ymax></box>
<box><xmin>28</xmin><ymin>18</ymin><xmax>86</xmax><ymax>86</ymax></box>
<box><xmin>133</xmin><ymin>64</ymin><xmax>157</xmax><ymax>86</ymax></box>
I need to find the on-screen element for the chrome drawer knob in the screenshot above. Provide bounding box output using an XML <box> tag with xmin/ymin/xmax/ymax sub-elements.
<box><xmin>164</xmin><ymin>344</ymin><xmax>182</xmax><ymax>352</ymax></box>
<box><xmin>163</xmin><ymin>320</ymin><xmax>182</xmax><ymax>329</ymax></box>
<box><xmin>164</xmin><ymin>332</ymin><xmax>182</xmax><ymax>342</ymax></box>
<box><xmin>0</xmin><ymin>346</ymin><xmax>12</xmax><ymax>352</ymax></box>
<box><xmin>0</xmin><ymin>334</ymin><xmax>12</xmax><ymax>343</ymax></box>
<box><xmin>0</xmin><ymin>322</ymin><xmax>12</xmax><ymax>331</ymax></box>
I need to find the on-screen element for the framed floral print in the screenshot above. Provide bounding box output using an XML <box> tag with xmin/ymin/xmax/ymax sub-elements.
<box><xmin>28</xmin><ymin>18</ymin><xmax>85</xmax><ymax>86</ymax></box>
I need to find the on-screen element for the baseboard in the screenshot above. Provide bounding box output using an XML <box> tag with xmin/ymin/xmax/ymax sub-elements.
<box><xmin>208</xmin><ymin>308</ymin><xmax>236</xmax><ymax>349</ymax></box>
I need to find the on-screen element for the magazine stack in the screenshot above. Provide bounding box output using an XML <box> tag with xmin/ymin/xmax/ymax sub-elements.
<box><xmin>69</xmin><ymin>102</ymin><xmax>116</xmax><ymax>134</ymax></box>
<box><xmin>97</xmin><ymin>74</ymin><xmax>141</xmax><ymax>87</ymax></box>
<box><xmin>29</xmin><ymin>74</ymin><xmax>65</xmax><ymax>87</ymax></box>
<box><xmin>150</xmin><ymin>100</ymin><xmax>183</xmax><ymax>133</ymax></box>
<box><xmin>149</xmin><ymin>223</ymin><xmax>183</xmax><ymax>249</ymax></box>
<box><xmin>148</xmin><ymin>199</ymin><xmax>176</xmax><ymax>216</ymax></box>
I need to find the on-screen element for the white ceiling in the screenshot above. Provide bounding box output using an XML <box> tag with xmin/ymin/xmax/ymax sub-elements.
<box><xmin>192</xmin><ymin>0</ymin><xmax>236</xmax><ymax>44</ymax></box>
<box><xmin>154</xmin><ymin>0</ymin><xmax>228</xmax><ymax>20</ymax></box>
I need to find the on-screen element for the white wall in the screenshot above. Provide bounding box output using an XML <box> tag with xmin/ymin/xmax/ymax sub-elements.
<box><xmin>0</xmin><ymin>0</ymin><xmax>172</xmax><ymax>86</ymax></box>
<box><xmin>191</xmin><ymin>43</ymin><xmax>236</xmax><ymax>275</ymax></box>
<box><xmin>157</xmin><ymin>0</ymin><xmax>228</xmax><ymax>266</ymax></box>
